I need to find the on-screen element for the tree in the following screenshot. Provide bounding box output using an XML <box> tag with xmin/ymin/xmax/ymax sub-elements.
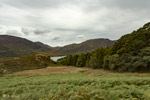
<box><xmin>76</xmin><ymin>54</ymin><xmax>86</xmax><ymax>67</ymax></box>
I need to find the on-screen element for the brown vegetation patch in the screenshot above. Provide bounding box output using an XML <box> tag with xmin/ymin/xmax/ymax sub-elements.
<box><xmin>13</xmin><ymin>66</ymin><xmax>150</xmax><ymax>77</ymax></box>
<box><xmin>14</xmin><ymin>66</ymin><xmax>87</xmax><ymax>75</ymax></box>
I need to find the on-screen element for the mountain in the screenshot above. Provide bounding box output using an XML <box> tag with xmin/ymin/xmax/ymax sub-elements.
<box><xmin>0</xmin><ymin>35</ymin><xmax>51</xmax><ymax>58</ymax></box>
<box><xmin>52</xmin><ymin>38</ymin><xmax>115</xmax><ymax>55</ymax></box>
<box><xmin>0</xmin><ymin>35</ymin><xmax>115</xmax><ymax>58</ymax></box>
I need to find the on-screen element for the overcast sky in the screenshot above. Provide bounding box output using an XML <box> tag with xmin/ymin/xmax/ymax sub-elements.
<box><xmin>0</xmin><ymin>0</ymin><xmax>150</xmax><ymax>47</ymax></box>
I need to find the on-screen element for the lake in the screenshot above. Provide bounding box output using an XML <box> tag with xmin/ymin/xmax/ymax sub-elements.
<box><xmin>51</xmin><ymin>56</ymin><xmax>66</xmax><ymax>61</ymax></box>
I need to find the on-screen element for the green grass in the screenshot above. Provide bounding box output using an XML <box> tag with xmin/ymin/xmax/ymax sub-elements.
<box><xmin>0</xmin><ymin>73</ymin><xmax>150</xmax><ymax>100</ymax></box>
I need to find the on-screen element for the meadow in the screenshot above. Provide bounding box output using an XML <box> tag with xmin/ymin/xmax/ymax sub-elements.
<box><xmin>1</xmin><ymin>72</ymin><xmax>150</xmax><ymax>100</ymax></box>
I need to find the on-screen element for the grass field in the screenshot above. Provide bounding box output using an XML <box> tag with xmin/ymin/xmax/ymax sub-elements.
<box><xmin>1</xmin><ymin>68</ymin><xmax>150</xmax><ymax>100</ymax></box>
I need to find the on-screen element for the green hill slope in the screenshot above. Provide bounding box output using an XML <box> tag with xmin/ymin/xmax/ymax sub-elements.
<box><xmin>0</xmin><ymin>54</ymin><xmax>56</xmax><ymax>74</ymax></box>
<box><xmin>58</xmin><ymin>22</ymin><xmax>150</xmax><ymax>72</ymax></box>
<box><xmin>111</xmin><ymin>22</ymin><xmax>150</xmax><ymax>55</ymax></box>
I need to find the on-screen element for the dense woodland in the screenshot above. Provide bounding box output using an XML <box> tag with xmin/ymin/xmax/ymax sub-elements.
<box><xmin>58</xmin><ymin>22</ymin><xmax>150</xmax><ymax>72</ymax></box>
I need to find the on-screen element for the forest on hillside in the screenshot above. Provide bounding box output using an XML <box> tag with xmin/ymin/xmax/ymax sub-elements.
<box><xmin>58</xmin><ymin>22</ymin><xmax>150</xmax><ymax>72</ymax></box>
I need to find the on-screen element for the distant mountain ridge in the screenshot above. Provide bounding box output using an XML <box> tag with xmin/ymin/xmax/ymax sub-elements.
<box><xmin>0</xmin><ymin>35</ymin><xmax>115</xmax><ymax>57</ymax></box>
<box><xmin>51</xmin><ymin>38</ymin><xmax>115</xmax><ymax>55</ymax></box>
<box><xmin>0</xmin><ymin>35</ymin><xmax>51</xmax><ymax>57</ymax></box>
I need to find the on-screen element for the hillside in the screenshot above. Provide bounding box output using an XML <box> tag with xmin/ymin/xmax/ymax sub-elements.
<box><xmin>34</xmin><ymin>41</ymin><xmax>52</xmax><ymax>51</ymax></box>
<box><xmin>0</xmin><ymin>35</ymin><xmax>115</xmax><ymax>57</ymax></box>
<box><xmin>52</xmin><ymin>38</ymin><xmax>115</xmax><ymax>55</ymax></box>
<box><xmin>0</xmin><ymin>35</ymin><xmax>51</xmax><ymax>58</ymax></box>
<box><xmin>0</xmin><ymin>54</ymin><xmax>56</xmax><ymax>75</ymax></box>
<box><xmin>58</xmin><ymin>22</ymin><xmax>150</xmax><ymax>72</ymax></box>
<box><xmin>111</xmin><ymin>22</ymin><xmax>150</xmax><ymax>55</ymax></box>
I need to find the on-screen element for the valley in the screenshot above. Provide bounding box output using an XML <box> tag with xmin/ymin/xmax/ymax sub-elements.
<box><xmin>0</xmin><ymin>0</ymin><xmax>150</xmax><ymax>99</ymax></box>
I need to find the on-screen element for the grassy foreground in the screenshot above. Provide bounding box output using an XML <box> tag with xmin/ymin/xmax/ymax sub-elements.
<box><xmin>0</xmin><ymin>73</ymin><xmax>150</xmax><ymax>100</ymax></box>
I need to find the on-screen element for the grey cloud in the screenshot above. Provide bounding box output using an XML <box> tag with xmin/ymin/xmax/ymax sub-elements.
<box><xmin>21</xmin><ymin>28</ymin><xmax>30</xmax><ymax>35</ymax></box>
<box><xmin>1</xmin><ymin>0</ymin><xmax>55</xmax><ymax>9</ymax></box>
<box><xmin>100</xmin><ymin>0</ymin><xmax>150</xmax><ymax>9</ymax></box>
<box><xmin>1</xmin><ymin>0</ymin><xmax>79</xmax><ymax>9</ymax></box>
<box><xmin>81</xmin><ymin>0</ymin><xmax>150</xmax><ymax>12</ymax></box>
<box><xmin>54</xmin><ymin>28</ymin><xmax>94</xmax><ymax>34</ymax></box>
<box><xmin>54</xmin><ymin>28</ymin><xmax>73</xmax><ymax>31</ymax></box>
<box><xmin>6</xmin><ymin>30</ymin><xmax>21</xmax><ymax>36</ymax></box>
<box><xmin>54</xmin><ymin>28</ymin><xmax>84</xmax><ymax>32</ymax></box>
<box><xmin>52</xmin><ymin>36</ymin><xmax>61</xmax><ymax>40</ymax></box>
<box><xmin>0</xmin><ymin>4</ymin><xmax>2</xmax><ymax>7</ymax></box>
<box><xmin>1</xmin><ymin>0</ymin><xmax>150</xmax><ymax>10</ymax></box>
<box><xmin>33</xmin><ymin>29</ymin><xmax>51</xmax><ymax>35</ymax></box>
<box><xmin>0</xmin><ymin>0</ymin><xmax>150</xmax><ymax>46</ymax></box>
<box><xmin>112</xmin><ymin>0</ymin><xmax>150</xmax><ymax>9</ymax></box>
